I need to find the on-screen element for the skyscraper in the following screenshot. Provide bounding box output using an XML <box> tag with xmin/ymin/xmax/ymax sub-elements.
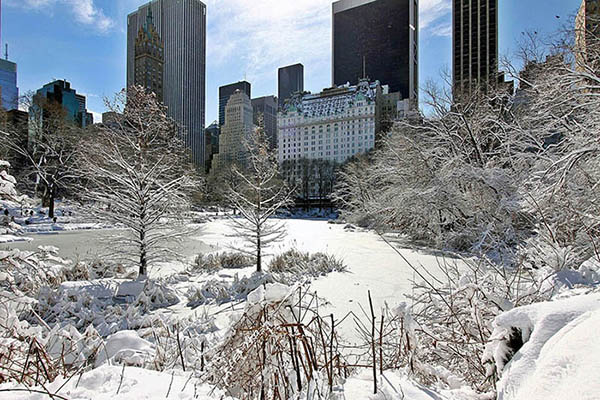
<box><xmin>30</xmin><ymin>80</ymin><xmax>93</xmax><ymax>129</ymax></box>
<box><xmin>278</xmin><ymin>63</ymin><xmax>304</xmax><ymax>110</ymax></box>
<box><xmin>332</xmin><ymin>0</ymin><xmax>418</xmax><ymax>102</ymax></box>
<box><xmin>127</xmin><ymin>0</ymin><xmax>206</xmax><ymax>168</ymax></box>
<box><xmin>218</xmin><ymin>81</ymin><xmax>251</xmax><ymax>127</ymax></box>
<box><xmin>0</xmin><ymin>58</ymin><xmax>18</xmax><ymax>110</ymax></box>
<box><xmin>252</xmin><ymin>95</ymin><xmax>278</xmax><ymax>149</ymax></box>
<box><xmin>452</xmin><ymin>0</ymin><xmax>498</xmax><ymax>95</ymax></box>
<box><xmin>134</xmin><ymin>9</ymin><xmax>164</xmax><ymax>102</ymax></box>
<box><xmin>212</xmin><ymin>90</ymin><xmax>254</xmax><ymax>171</ymax></box>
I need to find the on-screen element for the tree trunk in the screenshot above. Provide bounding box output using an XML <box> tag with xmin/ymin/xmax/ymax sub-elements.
<box><xmin>139</xmin><ymin>203</ymin><xmax>147</xmax><ymax>277</ymax></box>
<box><xmin>139</xmin><ymin>229</ymin><xmax>147</xmax><ymax>277</ymax></box>
<box><xmin>48</xmin><ymin>186</ymin><xmax>55</xmax><ymax>219</ymax></box>
<box><xmin>256</xmin><ymin>229</ymin><xmax>262</xmax><ymax>272</ymax></box>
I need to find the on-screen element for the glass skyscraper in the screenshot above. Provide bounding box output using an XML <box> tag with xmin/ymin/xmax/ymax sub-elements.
<box><xmin>332</xmin><ymin>0</ymin><xmax>418</xmax><ymax>103</ymax></box>
<box><xmin>127</xmin><ymin>0</ymin><xmax>207</xmax><ymax>168</ymax></box>
<box><xmin>278</xmin><ymin>63</ymin><xmax>304</xmax><ymax>111</ymax></box>
<box><xmin>0</xmin><ymin>59</ymin><xmax>18</xmax><ymax>110</ymax></box>
<box><xmin>452</xmin><ymin>0</ymin><xmax>498</xmax><ymax>95</ymax></box>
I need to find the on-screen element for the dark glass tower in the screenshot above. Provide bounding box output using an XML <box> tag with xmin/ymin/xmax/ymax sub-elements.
<box><xmin>332</xmin><ymin>0</ymin><xmax>418</xmax><ymax>102</ymax></box>
<box><xmin>278</xmin><ymin>63</ymin><xmax>304</xmax><ymax>110</ymax></box>
<box><xmin>252</xmin><ymin>95</ymin><xmax>278</xmax><ymax>149</ymax></box>
<box><xmin>218</xmin><ymin>81</ymin><xmax>251</xmax><ymax>126</ymax></box>
<box><xmin>452</xmin><ymin>0</ymin><xmax>498</xmax><ymax>95</ymax></box>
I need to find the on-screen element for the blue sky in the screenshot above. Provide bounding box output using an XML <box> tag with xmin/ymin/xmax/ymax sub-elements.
<box><xmin>2</xmin><ymin>0</ymin><xmax>583</xmax><ymax>123</ymax></box>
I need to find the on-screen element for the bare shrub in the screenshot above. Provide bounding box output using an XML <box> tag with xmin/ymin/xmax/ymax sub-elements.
<box><xmin>205</xmin><ymin>284</ymin><xmax>349</xmax><ymax>399</ymax></box>
<box><xmin>190</xmin><ymin>252</ymin><xmax>254</xmax><ymax>273</ymax></box>
<box><xmin>268</xmin><ymin>249</ymin><xmax>347</xmax><ymax>280</ymax></box>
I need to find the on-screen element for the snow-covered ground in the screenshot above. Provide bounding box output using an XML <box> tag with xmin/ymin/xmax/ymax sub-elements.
<box><xmin>0</xmin><ymin>364</ymin><xmax>227</xmax><ymax>400</ymax></box>
<box><xmin>2</xmin><ymin>216</ymin><xmax>598</xmax><ymax>400</ymax></box>
<box><xmin>192</xmin><ymin>218</ymin><xmax>449</xmax><ymax>340</ymax></box>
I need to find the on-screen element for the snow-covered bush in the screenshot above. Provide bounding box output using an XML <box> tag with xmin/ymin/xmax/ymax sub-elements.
<box><xmin>36</xmin><ymin>279</ymin><xmax>180</xmax><ymax>336</ymax></box>
<box><xmin>0</xmin><ymin>160</ymin><xmax>18</xmax><ymax>203</ymax></box>
<box><xmin>186</xmin><ymin>272</ymin><xmax>275</xmax><ymax>306</ymax></box>
<box><xmin>0</xmin><ymin>247</ymin><xmax>72</xmax><ymax>297</ymax></box>
<box><xmin>205</xmin><ymin>284</ymin><xmax>347</xmax><ymax>398</ymax></box>
<box><xmin>404</xmin><ymin>256</ymin><xmax>554</xmax><ymax>392</ymax></box>
<box><xmin>190</xmin><ymin>251</ymin><xmax>254</xmax><ymax>273</ymax></box>
<box><xmin>86</xmin><ymin>258</ymin><xmax>137</xmax><ymax>280</ymax></box>
<box><xmin>268</xmin><ymin>249</ymin><xmax>347</xmax><ymax>281</ymax></box>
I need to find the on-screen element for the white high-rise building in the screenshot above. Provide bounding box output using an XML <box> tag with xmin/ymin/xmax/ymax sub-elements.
<box><xmin>277</xmin><ymin>79</ymin><xmax>381</xmax><ymax>165</ymax></box>
<box><xmin>212</xmin><ymin>90</ymin><xmax>254</xmax><ymax>171</ymax></box>
<box><xmin>127</xmin><ymin>0</ymin><xmax>206</xmax><ymax>168</ymax></box>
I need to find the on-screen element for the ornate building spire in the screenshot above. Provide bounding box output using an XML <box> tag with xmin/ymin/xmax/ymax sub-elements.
<box><xmin>134</xmin><ymin>5</ymin><xmax>164</xmax><ymax>102</ymax></box>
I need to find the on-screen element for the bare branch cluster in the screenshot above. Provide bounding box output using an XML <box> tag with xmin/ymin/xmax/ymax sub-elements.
<box><xmin>226</xmin><ymin>125</ymin><xmax>294</xmax><ymax>272</ymax></box>
<box><xmin>76</xmin><ymin>86</ymin><xmax>201</xmax><ymax>277</ymax></box>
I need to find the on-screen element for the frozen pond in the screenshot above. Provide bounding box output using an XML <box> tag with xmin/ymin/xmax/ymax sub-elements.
<box><xmin>3</xmin><ymin>228</ymin><xmax>214</xmax><ymax>262</ymax></box>
<box><xmin>3</xmin><ymin>218</ymin><xmax>455</xmax><ymax>340</ymax></box>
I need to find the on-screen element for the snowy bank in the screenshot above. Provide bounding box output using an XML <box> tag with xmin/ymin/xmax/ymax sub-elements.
<box><xmin>485</xmin><ymin>292</ymin><xmax>600</xmax><ymax>400</ymax></box>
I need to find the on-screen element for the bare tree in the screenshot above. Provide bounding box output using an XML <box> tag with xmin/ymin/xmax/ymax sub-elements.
<box><xmin>227</xmin><ymin>125</ymin><xmax>293</xmax><ymax>272</ymax></box>
<box><xmin>77</xmin><ymin>86</ymin><xmax>200</xmax><ymax>278</ymax></box>
<box><xmin>2</xmin><ymin>94</ymin><xmax>83</xmax><ymax>218</ymax></box>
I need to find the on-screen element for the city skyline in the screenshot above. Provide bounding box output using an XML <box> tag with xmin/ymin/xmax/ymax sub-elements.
<box><xmin>2</xmin><ymin>0</ymin><xmax>581</xmax><ymax>122</ymax></box>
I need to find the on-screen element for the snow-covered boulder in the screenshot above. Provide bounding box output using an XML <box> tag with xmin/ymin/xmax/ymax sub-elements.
<box><xmin>484</xmin><ymin>293</ymin><xmax>600</xmax><ymax>400</ymax></box>
<box><xmin>95</xmin><ymin>330</ymin><xmax>155</xmax><ymax>368</ymax></box>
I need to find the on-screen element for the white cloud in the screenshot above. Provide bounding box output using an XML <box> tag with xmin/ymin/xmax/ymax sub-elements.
<box><xmin>5</xmin><ymin>0</ymin><xmax>114</xmax><ymax>33</ymax></box>
<box><xmin>206</xmin><ymin>0</ymin><xmax>331</xmax><ymax>85</ymax></box>
<box><xmin>90</xmin><ymin>110</ymin><xmax>103</xmax><ymax>124</ymax></box>
<box><xmin>65</xmin><ymin>0</ymin><xmax>114</xmax><ymax>32</ymax></box>
<box><xmin>420</xmin><ymin>0</ymin><xmax>452</xmax><ymax>37</ymax></box>
<box><xmin>206</xmin><ymin>0</ymin><xmax>451</xmax><ymax>82</ymax></box>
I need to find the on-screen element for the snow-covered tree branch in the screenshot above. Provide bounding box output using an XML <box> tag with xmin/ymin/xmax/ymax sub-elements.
<box><xmin>226</xmin><ymin>123</ymin><xmax>294</xmax><ymax>272</ymax></box>
<box><xmin>77</xmin><ymin>86</ymin><xmax>200</xmax><ymax>277</ymax></box>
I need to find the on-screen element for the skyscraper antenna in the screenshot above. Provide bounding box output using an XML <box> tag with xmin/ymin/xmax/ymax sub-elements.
<box><xmin>5</xmin><ymin>43</ymin><xmax>7</xmax><ymax>61</ymax></box>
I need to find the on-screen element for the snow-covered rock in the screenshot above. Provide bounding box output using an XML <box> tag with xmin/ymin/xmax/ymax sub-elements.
<box><xmin>484</xmin><ymin>293</ymin><xmax>600</xmax><ymax>400</ymax></box>
<box><xmin>95</xmin><ymin>330</ymin><xmax>155</xmax><ymax>367</ymax></box>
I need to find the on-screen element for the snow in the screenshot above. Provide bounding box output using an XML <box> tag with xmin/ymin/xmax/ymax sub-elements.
<box><xmin>0</xmin><ymin>365</ymin><xmax>227</xmax><ymax>400</ymax></box>
<box><xmin>486</xmin><ymin>293</ymin><xmax>600</xmax><ymax>400</ymax></box>
<box><xmin>342</xmin><ymin>370</ymin><xmax>447</xmax><ymax>400</ymax></box>
<box><xmin>4</xmin><ymin>216</ymin><xmax>599</xmax><ymax>399</ymax></box>
<box><xmin>196</xmin><ymin>218</ymin><xmax>449</xmax><ymax>340</ymax></box>
<box><xmin>95</xmin><ymin>330</ymin><xmax>155</xmax><ymax>367</ymax></box>
<box><xmin>0</xmin><ymin>234</ymin><xmax>32</xmax><ymax>243</ymax></box>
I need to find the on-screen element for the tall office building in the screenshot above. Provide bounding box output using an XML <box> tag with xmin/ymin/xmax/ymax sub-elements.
<box><xmin>212</xmin><ymin>90</ymin><xmax>254</xmax><ymax>171</ymax></box>
<box><xmin>134</xmin><ymin>9</ymin><xmax>164</xmax><ymax>102</ymax></box>
<box><xmin>278</xmin><ymin>63</ymin><xmax>304</xmax><ymax>110</ymax></box>
<box><xmin>576</xmin><ymin>0</ymin><xmax>600</xmax><ymax>69</ymax></box>
<box><xmin>0</xmin><ymin>59</ymin><xmax>18</xmax><ymax>110</ymax></box>
<box><xmin>218</xmin><ymin>81</ymin><xmax>251</xmax><ymax>126</ymax></box>
<box><xmin>251</xmin><ymin>95</ymin><xmax>278</xmax><ymax>149</ymax></box>
<box><xmin>452</xmin><ymin>0</ymin><xmax>498</xmax><ymax>95</ymax></box>
<box><xmin>332</xmin><ymin>0</ymin><xmax>418</xmax><ymax>102</ymax></box>
<box><xmin>204</xmin><ymin>121</ymin><xmax>219</xmax><ymax>173</ymax></box>
<box><xmin>0</xmin><ymin>0</ymin><xmax>19</xmax><ymax>112</ymax></box>
<box><xmin>127</xmin><ymin>0</ymin><xmax>206</xmax><ymax>168</ymax></box>
<box><xmin>30</xmin><ymin>80</ymin><xmax>93</xmax><ymax>129</ymax></box>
